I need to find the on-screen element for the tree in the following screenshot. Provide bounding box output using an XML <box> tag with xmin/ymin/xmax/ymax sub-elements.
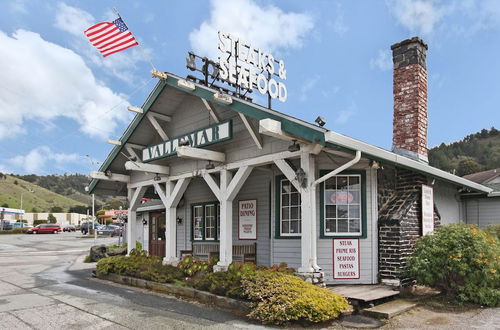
<box><xmin>68</xmin><ymin>205</ymin><xmax>89</xmax><ymax>214</ymax></box>
<box><xmin>47</xmin><ymin>213</ymin><xmax>57</xmax><ymax>224</ymax></box>
<box><xmin>1</xmin><ymin>203</ymin><xmax>8</xmax><ymax>208</ymax></box>
<box><xmin>31</xmin><ymin>207</ymin><xmax>39</xmax><ymax>213</ymax></box>
<box><xmin>456</xmin><ymin>157</ymin><xmax>482</xmax><ymax>176</ymax></box>
<box><xmin>103</xmin><ymin>198</ymin><xmax>125</xmax><ymax>210</ymax></box>
<box><xmin>49</xmin><ymin>206</ymin><xmax>64</xmax><ymax>213</ymax></box>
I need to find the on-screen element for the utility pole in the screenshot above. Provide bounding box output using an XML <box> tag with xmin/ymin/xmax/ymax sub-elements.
<box><xmin>92</xmin><ymin>193</ymin><xmax>96</xmax><ymax>245</ymax></box>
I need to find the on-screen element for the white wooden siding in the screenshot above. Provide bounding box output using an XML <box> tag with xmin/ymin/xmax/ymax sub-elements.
<box><xmin>464</xmin><ymin>197</ymin><xmax>500</xmax><ymax>228</ymax></box>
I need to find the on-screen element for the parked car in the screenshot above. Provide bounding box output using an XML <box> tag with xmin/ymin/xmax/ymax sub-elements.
<box><xmin>97</xmin><ymin>225</ymin><xmax>122</xmax><ymax>237</ymax></box>
<box><xmin>62</xmin><ymin>225</ymin><xmax>76</xmax><ymax>232</ymax></box>
<box><xmin>80</xmin><ymin>221</ymin><xmax>100</xmax><ymax>234</ymax></box>
<box><xmin>27</xmin><ymin>224</ymin><xmax>62</xmax><ymax>234</ymax></box>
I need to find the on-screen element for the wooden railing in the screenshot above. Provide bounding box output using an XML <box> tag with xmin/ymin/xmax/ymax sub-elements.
<box><xmin>183</xmin><ymin>242</ymin><xmax>257</xmax><ymax>263</ymax></box>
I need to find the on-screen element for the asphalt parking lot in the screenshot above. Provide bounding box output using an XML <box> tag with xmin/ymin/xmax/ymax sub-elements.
<box><xmin>0</xmin><ymin>232</ymin><xmax>263</xmax><ymax>329</ymax></box>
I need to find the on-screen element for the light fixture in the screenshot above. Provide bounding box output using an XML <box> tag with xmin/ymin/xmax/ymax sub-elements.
<box><xmin>178</xmin><ymin>139</ymin><xmax>190</xmax><ymax>147</ymax></box>
<box><xmin>154</xmin><ymin>173</ymin><xmax>161</xmax><ymax>181</ymax></box>
<box><xmin>186</xmin><ymin>52</ymin><xmax>196</xmax><ymax>71</ymax></box>
<box><xmin>177</xmin><ymin>79</ymin><xmax>195</xmax><ymax>91</ymax></box>
<box><xmin>213</xmin><ymin>92</ymin><xmax>233</xmax><ymax>105</ymax></box>
<box><xmin>370</xmin><ymin>160</ymin><xmax>380</xmax><ymax>170</ymax></box>
<box><xmin>127</xmin><ymin>105</ymin><xmax>143</xmax><ymax>114</ymax></box>
<box><xmin>295</xmin><ymin>168</ymin><xmax>307</xmax><ymax>188</ymax></box>
<box><xmin>176</xmin><ymin>217</ymin><xmax>183</xmax><ymax>224</ymax></box>
<box><xmin>205</xmin><ymin>162</ymin><xmax>215</xmax><ymax>170</ymax></box>
<box><xmin>151</xmin><ymin>69</ymin><xmax>168</xmax><ymax>80</ymax></box>
<box><xmin>107</xmin><ymin>139</ymin><xmax>121</xmax><ymax>146</ymax></box>
<box><xmin>288</xmin><ymin>140</ymin><xmax>300</xmax><ymax>152</ymax></box>
<box><xmin>431</xmin><ymin>178</ymin><xmax>436</xmax><ymax>185</ymax></box>
<box><xmin>105</xmin><ymin>170</ymin><xmax>112</xmax><ymax>177</ymax></box>
<box><xmin>142</xmin><ymin>218</ymin><xmax>147</xmax><ymax>225</ymax></box>
<box><xmin>315</xmin><ymin>116</ymin><xmax>326</xmax><ymax>127</ymax></box>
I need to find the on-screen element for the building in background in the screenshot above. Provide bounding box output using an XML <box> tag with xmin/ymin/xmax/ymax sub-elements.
<box><xmin>462</xmin><ymin>168</ymin><xmax>500</xmax><ymax>228</ymax></box>
<box><xmin>23</xmin><ymin>213</ymin><xmax>90</xmax><ymax>226</ymax></box>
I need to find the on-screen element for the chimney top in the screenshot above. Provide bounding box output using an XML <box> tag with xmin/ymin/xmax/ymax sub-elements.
<box><xmin>391</xmin><ymin>37</ymin><xmax>428</xmax><ymax>70</ymax></box>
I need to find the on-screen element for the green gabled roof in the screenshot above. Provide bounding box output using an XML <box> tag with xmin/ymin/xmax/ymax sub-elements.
<box><xmin>88</xmin><ymin>72</ymin><xmax>326</xmax><ymax>194</ymax></box>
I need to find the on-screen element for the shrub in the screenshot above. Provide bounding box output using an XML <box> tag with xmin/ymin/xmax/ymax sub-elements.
<box><xmin>486</xmin><ymin>224</ymin><xmax>500</xmax><ymax>241</ymax></box>
<box><xmin>242</xmin><ymin>270</ymin><xmax>350</xmax><ymax>325</ymax></box>
<box><xmin>0</xmin><ymin>227</ymin><xmax>28</xmax><ymax>234</ymax></box>
<box><xmin>406</xmin><ymin>224</ymin><xmax>500</xmax><ymax>306</ymax></box>
<box><xmin>96</xmin><ymin>255</ymin><xmax>184</xmax><ymax>283</ymax></box>
<box><xmin>33</xmin><ymin>220</ymin><xmax>48</xmax><ymax>226</ymax></box>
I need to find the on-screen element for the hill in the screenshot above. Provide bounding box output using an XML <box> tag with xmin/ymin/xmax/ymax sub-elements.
<box><xmin>429</xmin><ymin>127</ymin><xmax>500</xmax><ymax>176</ymax></box>
<box><xmin>0</xmin><ymin>175</ymin><xmax>86</xmax><ymax>212</ymax></box>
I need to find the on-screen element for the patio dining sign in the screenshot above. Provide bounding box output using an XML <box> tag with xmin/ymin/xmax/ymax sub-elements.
<box><xmin>142</xmin><ymin>120</ymin><xmax>232</xmax><ymax>162</ymax></box>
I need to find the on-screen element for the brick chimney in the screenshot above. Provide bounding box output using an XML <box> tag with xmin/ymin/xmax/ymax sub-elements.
<box><xmin>391</xmin><ymin>37</ymin><xmax>429</xmax><ymax>163</ymax></box>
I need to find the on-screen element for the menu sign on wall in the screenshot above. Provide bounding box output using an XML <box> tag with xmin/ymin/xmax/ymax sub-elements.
<box><xmin>238</xmin><ymin>199</ymin><xmax>257</xmax><ymax>240</ymax></box>
<box><xmin>422</xmin><ymin>184</ymin><xmax>434</xmax><ymax>235</ymax></box>
<box><xmin>333</xmin><ymin>239</ymin><xmax>360</xmax><ymax>279</ymax></box>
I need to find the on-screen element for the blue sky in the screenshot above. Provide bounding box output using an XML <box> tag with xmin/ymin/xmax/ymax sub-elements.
<box><xmin>0</xmin><ymin>0</ymin><xmax>499</xmax><ymax>175</ymax></box>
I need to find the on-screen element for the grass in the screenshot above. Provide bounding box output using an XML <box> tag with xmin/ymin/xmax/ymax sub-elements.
<box><xmin>0</xmin><ymin>175</ymin><xmax>85</xmax><ymax>212</ymax></box>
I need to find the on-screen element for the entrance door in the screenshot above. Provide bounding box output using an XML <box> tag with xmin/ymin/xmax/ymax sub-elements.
<box><xmin>149</xmin><ymin>212</ymin><xmax>166</xmax><ymax>258</ymax></box>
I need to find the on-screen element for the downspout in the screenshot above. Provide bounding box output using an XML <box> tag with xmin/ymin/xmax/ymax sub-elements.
<box><xmin>309</xmin><ymin>150</ymin><xmax>361</xmax><ymax>271</ymax></box>
<box><xmin>314</xmin><ymin>150</ymin><xmax>362</xmax><ymax>186</ymax></box>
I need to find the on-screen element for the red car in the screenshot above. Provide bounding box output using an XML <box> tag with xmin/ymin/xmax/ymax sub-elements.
<box><xmin>27</xmin><ymin>224</ymin><xmax>62</xmax><ymax>234</ymax></box>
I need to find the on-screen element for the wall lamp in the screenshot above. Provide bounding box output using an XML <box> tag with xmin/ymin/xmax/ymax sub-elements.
<box><xmin>315</xmin><ymin>116</ymin><xmax>326</xmax><ymax>127</ymax></box>
<box><xmin>176</xmin><ymin>217</ymin><xmax>183</xmax><ymax>225</ymax></box>
<box><xmin>288</xmin><ymin>140</ymin><xmax>300</xmax><ymax>152</ymax></box>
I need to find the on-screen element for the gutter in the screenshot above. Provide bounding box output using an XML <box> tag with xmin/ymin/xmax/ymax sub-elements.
<box><xmin>324</xmin><ymin>131</ymin><xmax>493</xmax><ymax>194</ymax></box>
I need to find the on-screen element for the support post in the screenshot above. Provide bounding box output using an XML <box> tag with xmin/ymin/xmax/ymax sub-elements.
<box><xmin>154</xmin><ymin>179</ymin><xmax>191</xmax><ymax>265</ymax></box>
<box><xmin>127</xmin><ymin>186</ymin><xmax>147</xmax><ymax>255</ymax></box>
<box><xmin>216</xmin><ymin>170</ymin><xmax>233</xmax><ymax>270</ymax></box>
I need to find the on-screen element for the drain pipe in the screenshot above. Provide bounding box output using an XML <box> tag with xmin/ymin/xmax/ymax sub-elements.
<box><xmin>314</xmin><ymin>150</ymin><xmax>362</xmax><ymax>186</ymax></box>
<box><xmin>308</xmin><ymin>150</ymin><xmax>361</xmax><ymax>272</ymax></box>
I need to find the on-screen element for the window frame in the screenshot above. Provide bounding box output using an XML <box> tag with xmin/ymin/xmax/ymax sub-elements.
<box><xmin>275</xmin><ymin>175</ymin><xmax>302</xmax><ymax>239</ymax></box>
<box><xmin>320</xmin><ymin>170</ymin><xmax>367</xmax><ymax>239</ymax></box>
<box><xmin>191</xmin><ymin>201</ymin><xmax>220</xmax><ymax>242</ymax></box>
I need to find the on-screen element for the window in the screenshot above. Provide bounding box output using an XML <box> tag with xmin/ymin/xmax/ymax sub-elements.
<box><xmin>320</xmin><ymin>170</ymin><xmax>366</xmax><ymax>238</ymax></box>
<box><xmin>192</xmin><ymin>202</ymin><xmax>220</xmax><ymax>241</ymax></box>
<box><xmin>278</xmin><ymin>178</ymin><xmax>301</xmax><ymax>237</ymax></box>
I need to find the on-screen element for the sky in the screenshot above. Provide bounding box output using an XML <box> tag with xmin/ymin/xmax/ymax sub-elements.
<box><xmin>0</xmin><ymin>0</ymin><xmax>499</xmax><ymax>175</ymax></box>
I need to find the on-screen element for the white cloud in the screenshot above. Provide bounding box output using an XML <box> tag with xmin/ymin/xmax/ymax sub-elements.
<box><xmin>189</xmin><ymin>0</ymin><xmax>314</xmax><ymax>59</ymax></box>
<box><xmin>54</xmin><ymin>3</ymin><xmax>94</xmax><ymax>36</ymax></box>
<box><xmin>54</xmin><ymin>3</ymin><xmax>147</xmax><ymax>84</ymax></box>
<box><xmin>330</xmin><ymin>3</ymin><xmax>349</xmax><ymax>36</ymax></box>
<box><xmin>9</xmin><ymin>0</ymin><xmax>27</xmax><ymax>14</ymax></box>
<box><xmin>299</xmin><ymin>75</ymin><xmax>320</xmax><ymax>102</ymax></box>
<box><xmin>370</xmin><ymin>49</ymin><xmax>392</xmax><ymax>71</ymax></box>
<box><xmin>335</xmin><ymin>102</ymin><xmax>357</xmax><ymax>124</ymax></box>
<box><xmin>5</xmin><ymin>146</ymin><xmax>80</xmax><ymax>174</ymax></box>
<box><xmin>388</xmin><ymin>0</ymin><xmax>448</xmax><ymax>35</ymax></box>
<box><xmin>0</xmin><ymin>29</ymin><xmax>129</xmax><ymax>140</ymax></box>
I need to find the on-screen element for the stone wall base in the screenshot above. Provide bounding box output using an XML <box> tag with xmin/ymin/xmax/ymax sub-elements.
<box><xmin>295</xmin><ymin>271</ymin><xmax>326</xmax><ymax>287</ymax></box>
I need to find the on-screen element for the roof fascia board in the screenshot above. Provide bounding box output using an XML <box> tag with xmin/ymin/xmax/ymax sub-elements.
<box><xmin>163</xmin><ymin>74</ymin><xmax>326</xmax><ymax>146</ymax></box>
<box><xmin>88</xmin><ymin>79</ymin><xmax>167</xmax><ymax>194</ymax></box>
<box><xmin>325</xmin><ymin>131</ymin><xmax>492</xmax><ymax>194</ymax></box>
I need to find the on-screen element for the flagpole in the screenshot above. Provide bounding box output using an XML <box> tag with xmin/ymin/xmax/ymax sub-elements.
<box><xmin>113</xmin><ymin>7</ymin><xmax>156</xmax><ymax>71</ymax></box>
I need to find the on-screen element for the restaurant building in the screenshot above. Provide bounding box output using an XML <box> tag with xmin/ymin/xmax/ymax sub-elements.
<box><xmin>89</xmin><ymin>37</ymin><xmax>492</xmax><ymax>287</ymax></box>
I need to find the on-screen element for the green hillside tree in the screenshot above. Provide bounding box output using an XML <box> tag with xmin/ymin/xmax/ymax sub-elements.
<box><xmin>456</xmin><ymin>157</ymin><xmax>483</xmax><ymax>176</ymax></box>
<box><xmin>47</xmin><ymin>213</ymin><xmax>57</xmax><ymax>223</ymax></box>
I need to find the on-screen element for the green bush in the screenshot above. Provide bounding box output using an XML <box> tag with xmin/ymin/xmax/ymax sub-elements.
<box><xmin>406</xmin><ymin>224</ymin><xmax>500</xmax><ymax>306</ymax></box>
<box><xmin>0</xmin><ymin>228</ymin><xmax>28</xmax><ymax>234</ymax></box>
<box><xmin>486</xmin><ymin>224</ymin><xmax>500</xmax><ymax>241</ymax></box>
<box><xmin>242</xmin><ymin>270</ymin><xmax>350</xmax><ymax>325</ymax></box>
<box><xmin>33</xmin><ymin>220</ymin><xmax>48</xmax><ymax>226</ymax></box>
<box><xmin>96</xmin><ymin>255</ymin><xmax>184</xmax><ymax>284</ymax></box>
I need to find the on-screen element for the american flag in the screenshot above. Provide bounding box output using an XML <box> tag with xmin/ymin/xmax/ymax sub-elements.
<box><xmin>84</xmin><ymin>18</ymin><xmax>138</xmax><ymax>57</ymax></box>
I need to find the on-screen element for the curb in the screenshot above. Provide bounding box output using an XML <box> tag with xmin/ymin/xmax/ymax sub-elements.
<box><xmin>96</xmin><ymin>272</ymin><xmax>251</xmax><ymax>315</ymax></box>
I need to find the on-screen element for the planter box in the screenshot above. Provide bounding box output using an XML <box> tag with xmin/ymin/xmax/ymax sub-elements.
<box><xmin>96</xmin><ymin>272</ymin><xmax>251</xmax><ymax>314</ymax></box>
